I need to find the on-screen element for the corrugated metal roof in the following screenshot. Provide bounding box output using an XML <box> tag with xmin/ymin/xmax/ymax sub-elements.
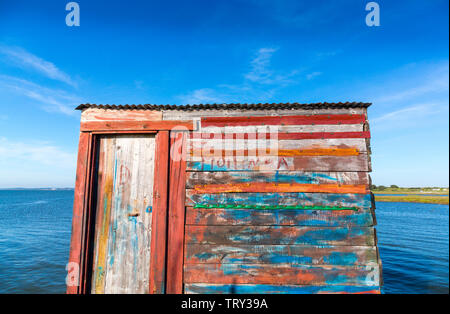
<box><xmin>76</xmin><ymin>102</ymin><xmax>371</xmax><ymax>111</ymax></box>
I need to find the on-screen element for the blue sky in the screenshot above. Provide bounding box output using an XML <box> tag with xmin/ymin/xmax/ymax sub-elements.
<box><xmin>0</xmin><ymin>0</ymin><xmax>448</xmax><ymax>188</ymax></box>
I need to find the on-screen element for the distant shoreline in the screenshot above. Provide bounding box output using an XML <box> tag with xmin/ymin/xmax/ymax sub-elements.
<box><xmin>374</xmin><ymin>194</ymin><xmax>449</xmax><ymax>205</ymax></box>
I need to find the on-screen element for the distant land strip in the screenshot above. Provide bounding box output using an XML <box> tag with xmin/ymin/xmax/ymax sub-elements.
<box><xmin>374</xmin><ymin>195</ymin><xmax>449</xmax><ymax>205</ymax></box>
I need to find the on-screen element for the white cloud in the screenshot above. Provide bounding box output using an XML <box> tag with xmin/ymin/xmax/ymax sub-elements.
<box><xmin>306</xmin><ymin>71</ymin><xmax>322</xmax><ymax>80</ymax></box>
<box><xmin>244</xmin><ymin>47</ymin><xmax>298</xmax><ymax>85</ymax></box>
<box><xmin>0</xmin><ymin>45</ymin><xmax>76</xmax><ymax>87</ymax></box>
<box><xmin>179</xmin><ymin>47</ymin><xmax>298</xmax><ymax>104</ymax></box>
<box><xmin>0</xmin><ymin>75</ymin><xmax>82</xmax><ymax>115</ymax></box>
<box><xmin>0</xmin><ymin>137</ymin><xmax>77</xmax><ymax>188</ymax></box>
<box><xmin>372</xmin><ymin>102</ymin><xmax>447</xmax><ymax>124</ymax></box>
<box><xmin>0</xmin><ymin>137</ymin><xmax>76</xmax><ymax>169</ymax></box>
<box><xmin>373</xmin><ymin>62</ymin><xmax>449</xmax><ymax>105</ymax></box>
<box><xmin>179</xmin><ymin>88</ymin><xmax>226</xmax><ymax>104</ymax></box>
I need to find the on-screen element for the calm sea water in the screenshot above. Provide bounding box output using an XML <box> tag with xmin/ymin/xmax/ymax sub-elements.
<box><xmin>0</xmin><ymin>190</ymin><xmax>448</xmax><ymax>294</ymax></box>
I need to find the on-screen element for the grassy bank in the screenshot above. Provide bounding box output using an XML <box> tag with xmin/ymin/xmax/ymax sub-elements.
<box><xmin>374</xmin><ymin>194</ymin><xmax>449</xmax><ymax>205</ymax></box>
<box><xmin>372</xmin><ymin>186</ymin><xmax>449</xmax><ymax>195</ymax></box>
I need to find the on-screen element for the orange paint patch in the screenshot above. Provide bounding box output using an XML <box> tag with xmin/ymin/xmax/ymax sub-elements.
<box><xmin>192</xmin><ymin>183</ymin><xmax>369</xmax><ymax>194</ymax></box>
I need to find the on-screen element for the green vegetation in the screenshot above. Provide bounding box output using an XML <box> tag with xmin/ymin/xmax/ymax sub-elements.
<box><xmin>370</xmin><ymin>185</ymin><xmax>449</xmax><ymax>204</ymax></box>
<box><xmin>371</xmin><ymin>185</ymin><xmax>449</xmax><ymax>195</ymax></box>
<box><xmin>374</xmin><ymin>194</ymin><xmax>449</xmax><ymax>205</ymax></box>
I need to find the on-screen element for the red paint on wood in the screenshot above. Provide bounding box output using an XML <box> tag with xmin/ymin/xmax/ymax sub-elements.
<box><xmin>201</xmin><ymin>114</ymin><xmax>366</xmax><ymax>127</ymax></box>
<box><xmin>81</xmin><ymin>133</ymin><xmax>97</xmax><ymax>293</ymax></box>
<box><xmin>184</xmin><ymin>264</ymin><xmax>378</xmax><ymax>286</ymax></box>
<box><xmin>190</xmin><ymin>148</ymin><xmax>360</xmax><ymax>157</ymax></box>
<box><xmin>149</xmin><ymin>131</ymin><xmax>170</xmax><ymax>294</ymax></box>
<box><xmin>67</xmin><ymin>132</ymin><xmax>91</xmax><ymax>294</ymax></box>
<box><xmin>80</xmin><ymin>120</ymin><xmax>194</xmax><ymax>132</ymax></box>
<box><xmin>166</xmin><ymin>132</ymin><xmax>188</xmax><ymax>294</ymax></box>
<box><xmin>190</xmin><ymin>131</ymin><xmax>371</xmax><ymax>140</ymax></box>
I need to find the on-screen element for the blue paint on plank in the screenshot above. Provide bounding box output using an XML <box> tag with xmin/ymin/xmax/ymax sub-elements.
<box><xmin>185</xmin><ymin>284</ymin><xmax>380</xmax><ymax>294</ymax></box>
<box><xmin>188</xmin><ymin>192</ymin><xmax>372</xmax><ymax>209</ymax></box>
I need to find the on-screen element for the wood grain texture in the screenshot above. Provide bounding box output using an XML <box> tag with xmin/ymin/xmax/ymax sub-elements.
<box><xmin>149</xmin><ymin>131</ymin><xmax>169</xmax><ymax>294</ymax></box>
<box><xmin>190</xmin><ymin>183</ymin><xmax>368</xmax><ymax>194</ymax></box>
<box><xmin>201</xmin><ymin>114</ymin><xmax>366</xmax><ymax>127</ymax></box>
<box><xmin>185</xmin><ymin>207</ymin><xmax>374</xmax><ymax>227</ymax></box>
<box><xmin>81</xmin><ymin>108</ymin><xmax>162</xmax><ymax>122</ymax></box>
<box><xmin>184</xmin><ymin>244</ymin><xmax>378</xmax><ymax>265</ymax></box>
<box><xmin>186</xmin><ymin>192</ymin><xmax>373</xmax><ymax>209</ymax></box>
<box><xmin>196</xmin><ymin>124</ymin><xmax>365</xmax><ymax>135</ymax></box>
<box><xmin>186</xmin><ymin>171</ymin><xmax>370</xmax><ymax>188</ymax></box>
<box><xmin>185</xmin><ymin>284</ymin><xmax>380</xmax><ymax>294</ymax></box>
<box><xmin>185</xmin><ymin>226</ymin><xmax>376</xmax><ymax>246</ymax></box>
<box><xmin>188</xmin><ymin>138</ymin><xmax>368</xmax><ymax>153</ymax></box>
<box><xmin>184</xmin><ymin>263</ymin><xmax>380</xmax><ymax>286</ymax></box>
<box><xmin>163</xmin><ymin>108</ymin><xmax>367</xmax><ymax>120</ymax></box>
<box><xmin>189</xmin><ymin>131</ymin><xmax>370</xmax><ymax>140</ymax></box>
<box><xmin>187</xmin><ymin>155</ymin><xmax>369</xmax><ymax>171</ymax></box>
<box><xmin>190</xmin><ymin>148</ymin><xmax>361</xmax><ymax>157</ymax></box>
<box><xmin>80</xmin><ymin>120</ymin><xmax>194</xmax><ymax>132</ymax></box>
<box><xmin>91</xmin><ymin>135</ymin><xmax>156</xmax><ymax>294</ymax></box>
<box><xmin>166</xmin><ymin>131</ymin><xmax>188</xmax><ymax>294</ymax></box>
<box><xmin>67</xmin><ymin>132</ymin><xmax>91</xmax><ymax>294</ymax></box>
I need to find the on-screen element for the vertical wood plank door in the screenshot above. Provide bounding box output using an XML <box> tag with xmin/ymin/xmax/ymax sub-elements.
<box><xmin>90</xmin><ymin>134</ymin><xmax>156</xmax><ymax>294</ymax></box>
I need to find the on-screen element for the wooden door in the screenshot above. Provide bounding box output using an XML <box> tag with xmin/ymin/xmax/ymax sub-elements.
<box><xmin>90</xmin><ymin>134</ymin><xmax>157</xmax><ymax>294</ymax></box>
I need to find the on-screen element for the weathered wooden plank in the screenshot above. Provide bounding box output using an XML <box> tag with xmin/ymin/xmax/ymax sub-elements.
<box><xmin>185</xmin><ymin>226</ymin><xmax>376</xmax><ymax>246</ymax></box>
<box><xmin>91</xmin><ymin>136</ymin><xmax>114</xmax><ymax>294</ymax></box>
<box><xmin>190</xmin><ymin>147</ymin><xmax>361</xmax><ymax>157</ymax></box>
<box><xmin>185</xmin><ymin>207</ymin><xmax>374</xmax><ymax>227</ymax></box>
<box><xmin>184</xmin><ymin>263</ymin><xmax>380</xmax><ymax>286</ymax></box>
<box><xmin>81</xmin><ymin>108</ymin><xmax>162</xmax><ymax>122</ymax></box>
<box><xmin>184</xmin><ymin>244</ymin><xmax>378</xmax><ymax>265</ymax></box>
<box><xmin>201</xmin><ymin>114</ymin><xmax>366</xmax><ymax>127</ymax></box>
<box><xmin>189</xmin><ymin>131</ymin><xmax>370</xmax><ymax>140</ymax></box>
<box><xmin>186</xmin><ymin>192</ymin><xmax>373</xmax><ymax>209</ymax></box>
<box><xmin>80</xmin><ymin>120</ymin><xmax>194</xmax><ymax>132</ymax></box>
<box><xmin>163</xmin><ymin>108</ymin><xmax>367</xmax><ymax>120</ymax></box>
<box><xmin>186</xmin><ymin>171</ymin><xmax>370</xmax><ymax>188</ymax></box>
<box><xmin>196</xmin><ymin>124</ymin><xmax>365</xmax><ymax>134</ymax></box>
<box><xmin>67</xmin><ymin>132</ymin><xmax>91</xmax><ymax>294</ymax></box>
<box><xmin>186</xmin><ymin>155</ymin><xmax>369</xmax><ymax>171</ymax></box>
<box><xmin>150</xmin><ymin>131</ymin><xmax>169</xmax><ymax>294</ymax></box>
<box><xmin>91</xmin><ymin>135</ymin><xmax>155</xmax><ymax>294</ymax></box>
<box><xmin>188</xmin><ymin>138</ymin><xmax>368</xmax><ymax>152</ymax></box>
<box><xmin>166</xmin><ymin>132</ymin><xmax>187</xmax><ymax>294</ymax></box>
<box><xmin>189</xmin><ymin>183</ymin><xmax>368</xmax><ymax>194</ymax></box>
<box><xmin>184</xmin><ymin>284</ymin><xmax>380</xmax><ymax>294</ymax></box>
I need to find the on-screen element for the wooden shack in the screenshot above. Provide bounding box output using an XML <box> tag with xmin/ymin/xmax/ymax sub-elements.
<box><xmin>67</xmin><ymin>102</ymin><xmax>382</xmax><ymax>294</ymax></box>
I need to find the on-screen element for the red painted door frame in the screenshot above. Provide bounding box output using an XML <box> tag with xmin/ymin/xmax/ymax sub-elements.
<box><xmin>67</xmin><ymin>121</ymin><xmax>189</xmax><ymax>294</ymax></box>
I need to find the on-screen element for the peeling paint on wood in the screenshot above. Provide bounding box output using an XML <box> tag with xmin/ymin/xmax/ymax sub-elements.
<box><xmin>184</xmin><ymin>263</ymin><xmax>380</xmax><ymax>286</ymax></box>
<box><xmin>184</xmin><ymin>244</ymin><xmax>378</xmax><ymax>265</ymax></box>
<box><xmin>190</xmin><ymin>183</ymin><xmax>369</xmax><ymax>194</ymax></box>
<box><xmin>201</xmin><ymin>114</ymin><xmax>366</xmax><ymax>127</ymax></box>
<box><xmin>81</xmin><ymin>108</ymin><xmax>162</xmax><ymax>122</ymax></box>
<box><xmin>187</xmin><ymin>155</ymin><xmax>369</xmax><ymax>171</ymax></box>
<box><xmin>69</xmin><ymin>105</ymin><xmax>381</xmax><ymax>294</ymax></box>
<box><xmin>185</xmin><ymin>207</ymin><xmax>374</xmax><ymax>227</ymax></box>
<box><xmin>184</xmin><ymin>284</ymin><xmax>380</xmax><ymax>294</ymax></box>
<box><xmin>91</xmin><ymin>135</ymin><xmax>155</xmax><ymax>294</ymax></box>
<box><xmin>185</xmin><ymin>226</ymin><xmax>375</xmax><ymax>246</ymax></box>
<box><xmin>186</xmin><ymin>171</ymin><xmax>370</xmax><ymax>188</ymax></box>
<box><xmin>189</xmin><ymin>131</ymin><xmax>371</xmax><ymax>140</ymax></box>
<box><xmin>186</xmin><ymin>192</ymin><xmax>373</xmax><ymax>209</ymax></box>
